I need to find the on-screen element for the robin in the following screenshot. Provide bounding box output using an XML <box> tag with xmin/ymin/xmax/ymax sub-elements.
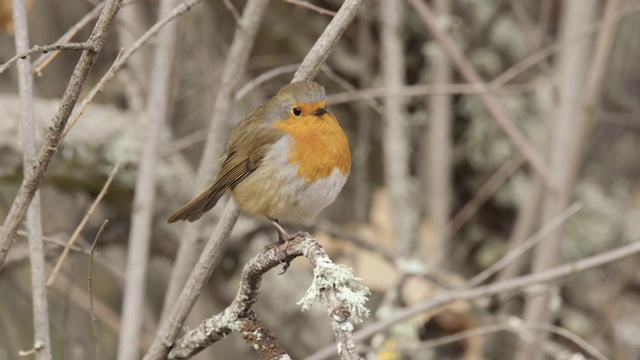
<box><xmin>167</xmin><ymin>81</ymin><xmax>351</xmax><ymax>259</ymax></box>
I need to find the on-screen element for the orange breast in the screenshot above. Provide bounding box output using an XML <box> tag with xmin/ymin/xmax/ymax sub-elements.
<box><xmin>273</xmin><ymin>108</ymin><xmax>350</xmax><ymax>182</ymax></box>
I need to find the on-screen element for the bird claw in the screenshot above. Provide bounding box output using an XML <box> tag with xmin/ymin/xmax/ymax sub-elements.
<box><xmin>278</xmin><ymin>260</ymin><xmax>292</xmax><ymax>275</ymax></box>
<box><xmin>261</xmin><ymin>239</ymin><xmax>292</xmax><ymax>274</ymax></box>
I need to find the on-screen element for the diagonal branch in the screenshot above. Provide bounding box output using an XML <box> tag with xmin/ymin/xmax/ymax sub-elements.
<box><xmin>407</xmin><ymin>0</ymin><xmax>553</xmax><ymax>188</ymax></box>
<box><xmin>0</xmin><ymin>0</ymin><xmax>124</xmax><ymax>271</ymax></box>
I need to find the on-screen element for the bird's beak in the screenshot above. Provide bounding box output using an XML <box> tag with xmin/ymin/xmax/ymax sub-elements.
<box><xmin>313</xmin><ymin>107</ymin><xmax>328</xmax><ymax>116</ymax></box>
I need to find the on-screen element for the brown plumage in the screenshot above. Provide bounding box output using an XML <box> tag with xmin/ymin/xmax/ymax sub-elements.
<box><xmin>167</xmin><ymin>81</ymin><xmax>350</xmax><ymax>250</ymax></box>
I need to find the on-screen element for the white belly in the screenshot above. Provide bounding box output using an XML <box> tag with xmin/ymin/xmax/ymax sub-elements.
<box><xmin>230</xmin><ymin>136</ymin><xmax>348</xmax><ymax>223</ymax></box>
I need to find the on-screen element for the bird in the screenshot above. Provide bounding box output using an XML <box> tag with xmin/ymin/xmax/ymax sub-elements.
<box><xmin>167</xmin><ymin>81</ymin><xmax>351</xmax><ymax>257</ymax></box>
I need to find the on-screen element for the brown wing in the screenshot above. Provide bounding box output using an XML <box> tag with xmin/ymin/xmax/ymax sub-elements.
<box><xmin>166</xmin><ymin>122</ymin><xmax>282</xmax><ymax>223</ymax></box>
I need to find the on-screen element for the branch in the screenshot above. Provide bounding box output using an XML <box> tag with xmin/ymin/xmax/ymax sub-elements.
<box><xmin>168</xmin><ymin>234</ymin><xmax>369</xmax><ymax>360</ymax></box>
<box><xmin>12</xmin><ymin>0</ymin><xmax>52</xmax><ymax>357</ymax></box>
<box><xmin>0</xmin><ymin>0</ymin><xmax>123</xmax><ymax>271</ymax></box>
<box><xmin>47</xmin><ymin>162</ymin><xmax>121</xmax><ymax>287</ymax></box>
<box><xmin>305</xmin><ymin>236</ymin><xmax>640</xmax><ymax>360</ymax></box>
<box><xmin>407</xmin><ymin>0</ymin><xmax>553</xmax><ymax>188</ymax></box>
<box><xmin>0</xmin><ymin>43</ymin><xmax>96</xmax><ymax>74</ymax></box>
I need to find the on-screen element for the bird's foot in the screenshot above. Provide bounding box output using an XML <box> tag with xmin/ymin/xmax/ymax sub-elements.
<box><xmin>263</xmin><ymin>217</ymin><xmax>293</xmax><ymax>274</ymax></box>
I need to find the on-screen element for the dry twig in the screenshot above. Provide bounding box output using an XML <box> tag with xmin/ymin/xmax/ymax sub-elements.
<box><xmin>88</xmin><ymin>220</ymin><xmax>108</xmax><ymax>360</ymax></box>
<box><xmin>47</xmin><ymin>162</ymin><xmax>121</xmax><ymax>287</ymax></box>
<box><xmin>0</xmin><ymin>43</ymin><xmax>96</xmax><ymax>74</ymax></box>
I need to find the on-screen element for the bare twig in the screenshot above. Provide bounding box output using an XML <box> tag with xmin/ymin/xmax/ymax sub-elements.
<box><xmin>327</xmin><ymin>80</ymin><xmax>546</xmax><ymax>105</ymax></box>
<box><xmin>12</xmin><ymin>0</ymin><xmax>52</xmax><ymax>357</ymax></box>
<box><xmin>146</xmin><ymin>1</ymin><xmax>366</xmax><ymax>358</ymax></box>
<box><xmin>407</xmin><ymin>0</ymin><xmax>553</xmax><ymax>188</ymax></box>
<box><xmin>305</xmin><ymin>235</ymin><xmax>640</xmax><ymax>360</ymax></box>
<box><xmin>222</xmin><ymin>0</ymin><xmax>241</xmax><ymax>22</ymax></box>
<box><xmin>168</xmin><ymin>234</ymin><xmax>368</xmax><ymax>360</ymax></box>
<box><xmin>62</xmin><ymin>48</ymin><xmax>124</xmax><ymax>139</ymax></box>
<box><xmin>0</xmin><ymin>43</ymin><xmax>96</xmax><ymax>74</ymax></box>
<box><xmin>0</xmin><ymin>0</ymin><xmax>124</xmax><ymax>270</ymax></box>
<box><xmin>47</xmin><ymin>162</ymin><xmax>121</xmax><ymax>287</ymax></box>
<box><xmin>88</xmin><ymin>220</ymin><xmax>108</xmax><ymax>360</ymax></box>
<box><xmin>235</xmin><ymin>63</ymin><xmax>301</xmax><ymax>101</ymax></box>
<box><xmin>282</xmin><ymin>0</ymin><xmax>336</xmax><ymax>16</ymax></box>
<box><xmin>466</xmin><ymin>203</ymin><xmax>582</xmax><ymax>288</ymax></box>
<box><xmin>447</xmin><ymin>153</ymin><xmax>525</xmax><ymax>237</ymax></box>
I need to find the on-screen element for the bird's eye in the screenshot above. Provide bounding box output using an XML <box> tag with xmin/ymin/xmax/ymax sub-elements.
<box><xmin>293</xmin><ymin>107</ymin><xmax>302</xmax><ymax>116</ymax></box>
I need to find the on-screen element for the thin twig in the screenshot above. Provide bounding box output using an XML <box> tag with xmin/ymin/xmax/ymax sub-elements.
<box><xmin>222</xmin><ymin>0</ymin><xmax>241</xmax><ymax>23</ymax></box>
<box><xmin>447</xmin><ymin>153</ymin><xmax>525</xmax><ymax>237</ymax></box>
<box><xmin>0</xmin><ymin>43</ymin><xmax>96</xmax><ymax>74</ymax></box>
<box><xmin>62</xmin><ymin>48</ymin><xmax>124</xmax><ymax>139</ymax></box>
<box><xmin>47</xmin><ymin>162</ymin><xmax>121</xmax><ymax>287</ymax></box>
<box><xmin>88</xmin><ymin>220</ymin><xmax>108</xmax><ymax>360</ymax></box>
<box><xmin>327</xmin><ymin>80</ymin><xmax>546</xmax><ymax>106</ymax></box>
<box><xmin>235</xmin><ymin>63</ymin><xmax>301</xmax><ymax>100</ymax></box>
<box><xmin>321</xmin><ymin>65</ymin><xmax>382</xmax><ymax>114</ymax></box>
<box><xmin>282</xmin><ymin>0</ymin><xmax>336</xmax><ymax>16</ymax></box>
<box><xmin>0</xmin><ymin>0</ymin><xmax>124</xmax><ymax>271</ymax></box>
<box><xmin>465</xmin><ymin>203</ymin><xmax>582</xmax><ymax>288</ymax></box>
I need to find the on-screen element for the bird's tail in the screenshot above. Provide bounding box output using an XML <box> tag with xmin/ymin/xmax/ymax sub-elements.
<box><xmin>166</xmin><ymin>185</ymin><xmax>223</xmax><ymax>223</ymax></box>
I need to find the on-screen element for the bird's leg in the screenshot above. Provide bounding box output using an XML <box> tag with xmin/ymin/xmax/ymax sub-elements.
<box><xmin>269</xmin><ymin>217</ymin><xmax>288</xmax><ymax>244</ymax></box>
<box><xmin>262</xmin><ymin>217</ymin><xmax>292</xmax><ymax>274</ymax></box>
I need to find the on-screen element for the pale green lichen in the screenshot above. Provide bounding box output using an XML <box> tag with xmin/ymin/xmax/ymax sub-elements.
<box><xmin>298</xmin><ymin>260</ymin><xmax>370</xmax><ymax>325</ymax></box>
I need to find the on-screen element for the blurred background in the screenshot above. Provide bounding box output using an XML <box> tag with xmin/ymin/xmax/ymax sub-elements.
<box><xmin>1</xmin><ymin>0</ymin><xmax>640</xmax><ymax>359</ymax></box>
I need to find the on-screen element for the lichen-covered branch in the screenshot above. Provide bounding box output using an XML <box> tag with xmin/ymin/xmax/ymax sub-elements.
<box><xmin>168</xmin><ymin>233</ymin><xmax>369</xmax><ymax>360</ymax></box>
